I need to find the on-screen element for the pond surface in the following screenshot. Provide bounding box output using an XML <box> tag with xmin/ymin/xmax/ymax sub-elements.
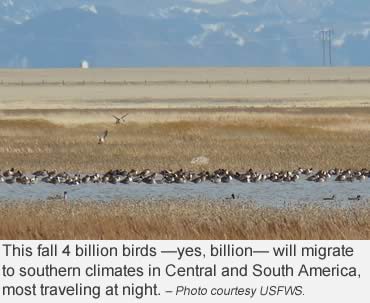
<box><xmin>0</xmin><ymin>179</ymin><xmax>369</xmax><ymax>207</ymax></box>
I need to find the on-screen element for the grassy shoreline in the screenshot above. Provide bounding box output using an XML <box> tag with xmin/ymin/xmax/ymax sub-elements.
<box><xmin>1</xmin><ymin>107</ymin><xmax>370</xmax><ymax>172</ymax></box>
<box><xmin>0</xmin><ymin>201</ymin><xmax>369</xmax><ymax>240</ymax></box>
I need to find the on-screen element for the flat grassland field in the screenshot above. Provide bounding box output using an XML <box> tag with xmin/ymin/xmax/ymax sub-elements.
<box><xmin>1</xmin><ymin>67</ymin><xmax>370</xmax><ymax>240</ymax></box>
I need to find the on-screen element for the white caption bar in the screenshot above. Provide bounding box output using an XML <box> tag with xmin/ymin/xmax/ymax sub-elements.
<box><xmin>0</xmin><ymin>241</ymin><xmax>368</xmax><ymax>302</ymax></box>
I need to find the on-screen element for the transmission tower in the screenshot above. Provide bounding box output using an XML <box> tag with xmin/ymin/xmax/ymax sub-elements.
<box><xmin>320</xmin><ymin>29</ymin><xmax>334</xmax><ymax>66</ymax></box>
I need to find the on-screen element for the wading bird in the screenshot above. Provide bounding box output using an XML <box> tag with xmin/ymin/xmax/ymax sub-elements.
<box><xmin>113</xmin><ymin>113</ymin><xmax>129</xmax><ymax>124</ymax></box>
<box><xmin>97</xmin><ymin>130</ymin><xmax>108</xmax><ymax>144</ymax></box>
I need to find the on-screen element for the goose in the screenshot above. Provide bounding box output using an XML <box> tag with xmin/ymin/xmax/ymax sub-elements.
<box><xmin>316</xmin><ymin>177</ymin><xmax>326</xmax><ymax>183</ymax></box>
<box><xmin>211</xmin><ymin>174</ymin><xmax>222</xmax><ymax>184</ymax></box>
<box><xmin>109</xmin><ymin>176</ymin><xmax>120</xmax><ymax>184</ymax></box>
<box><xmin>48</xmin><ymin>170</ymin><xmax>57</xmax><ymax>176</ymax></box>
<box><xmin>97</xmin><ymin>130</ymin><xmax>108</xmax><ymax>144</ymax></box>
<box><xmin>33</xmin><ymin>170</ymin><xmax>47</xmax><ymax>177</ymax></box>
<box><xmin>175</xmin><ymin>176</ymin><xmax>186</xmax><ymax>184</ymax></box>
<box><xmin>113</xmin><ymin>113</ymin><xmax>129</xmax><ymax>124</ymax></box>
<box><xmin>221</xmin><ymin>174</ymin><xmax>232</xmax><ymax>183</ymax></box>
<box><xmin>30</xmin><ymin>176</ymin><xmax>38</xmax><ymax>184</ymax></box>
<box><xmin>335</xmin><ymin>175</ymin><xmax>346</xmax><ymax>182</ymax></box>
<box><xmin>191</xmin><ymin>176</ymin><xmax>203</xmax><ymax>184</ymax></box>
<box><xmin>225</xmin><ymin>193</ymin><xmax>238</xmax><ymax>200</ymax></box>
<box><xmin>357</xmin><ymin>174</ymin><xmax>366</xmax><ymax>181</ymax></box>
<box><xmin>240</xmin><ymin>176</ymin><xmax>251</xmax><ymax>183</ymax></box>
<box><xmin>143</xmin><ymin>177</ymin><xmax>156</xmax><ymax>184</ymax></box>
<box><xmin>164</xmin><ymin>175</ymin><xmax>175</xmax><ymax>184</ymax></box>
<box><xmin>5</xmin><ymin>177</ymin><xmax>16</xmax><ymax>184</ymax></box>
<box><xmin>140</xmin><ymin>169</ymin><xmax>151</xmax><ymax>177</ymax></box>
<box><xmin>82</xmin><ymin>175</ymin><xmax>90</xmax><ymax>183</ymax></box>
<box><xmin>348</xmin><ymin>195</ymin><xmax>361</xmax><ymax>201</ymax></box>
<box><xmin>307</xmin><ymin>175</ymin><xmax>317</xmax><ymax>182</ymax></box>
<box><xmin>323</xmin><ymin>195</ymin><xmax>336</xmax><ymax>201</ymax></box>
<box><xmin>67</xmin><ymin>180</ymin><xmax>80</xmax><ymax>186</ymax></box>
<box><xmin>3</xmin><ymin>168</ymin><xmax>15</xmax><ymax>177</ymax></box>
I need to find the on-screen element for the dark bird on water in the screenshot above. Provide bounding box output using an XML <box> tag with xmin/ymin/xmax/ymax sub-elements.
<box><xmin>225</xmin><ymin>193</ymin><xmax>237</xmax><ymax>200</ymax></box>
<box><xmin>323</xmin><ymin>195</ymin><xmax>336</xmax><ymax>201</ymax></box>
<box><xmin>348</xmin><ymin>195</ymin><xmax>361</xmax><ymax>201</ymax></box>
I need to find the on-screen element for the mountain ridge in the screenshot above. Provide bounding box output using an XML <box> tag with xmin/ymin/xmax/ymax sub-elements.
<box><xmin>0</xmin><ymin>1</ymin><xmax>369</xmax><ymax>67</ymax></box>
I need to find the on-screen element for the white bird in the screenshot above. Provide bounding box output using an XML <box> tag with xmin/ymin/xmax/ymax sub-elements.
<box><xmin>97</xmin><ymin>130</ymin><xmax>108</xmax><ymax>144</ymax></box>
<box><xmin>113</xmin><ymin>113</ymin><xmax>129</xmax><ymax>124</ymax></box>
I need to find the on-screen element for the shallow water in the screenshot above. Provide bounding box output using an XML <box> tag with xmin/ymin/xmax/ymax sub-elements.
<box><xmin>0</xmin><ymin>179</ymin><xmax>369</xmax><ymax>207</ymax></box>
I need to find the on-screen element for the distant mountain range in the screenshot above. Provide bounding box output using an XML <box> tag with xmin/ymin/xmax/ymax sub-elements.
<box><xmin>1</xmin><ymin>0</ymin><xmax>370</xmax><ymax>67</ymax></box>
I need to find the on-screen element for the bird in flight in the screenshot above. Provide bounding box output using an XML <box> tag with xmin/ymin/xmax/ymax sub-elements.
<box><xmin>113</xmin><ymin>113</ymin><xmax>129</xmax><ymax>124</ymax></box>
<box><xmin>97</xmin><ymin>130</ymin><xmax>108</xmax><ymax>144</ymax></box>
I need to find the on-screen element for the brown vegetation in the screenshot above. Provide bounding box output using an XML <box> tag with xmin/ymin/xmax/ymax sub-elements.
<box><xmin>0</xmin><ymin>107</ymin><xmax>370</xmax><ymax>172</ymax></box>
<box><xmin>0</xmin><ymin>201</ymin><xmax>368</xmax><ymax>240</ymax></box>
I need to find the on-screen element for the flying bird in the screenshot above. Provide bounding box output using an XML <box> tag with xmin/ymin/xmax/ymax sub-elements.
<box><xmin>97</xmin><ymin>130</ymin><xmax>108</xmax><ymax>144</ymax></box>
<box><xmin>113</xmin><ymin>113</ymin><xmax>129</xmax><ymax>124</ymax></box>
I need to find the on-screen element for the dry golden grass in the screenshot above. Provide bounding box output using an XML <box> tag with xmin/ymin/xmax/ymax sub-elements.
<box><xmin>2</xmin><ymin>67</ymin><xmax>370</xmax><ymax>83</ymax></box>
<box><xmin>0</xmin><ymin>107</ymin><xmax>370</xmax><ymax>172</ymax></box>
<box><xmin>0</xmin><ymin>201</ymin><xmax>369</xmax><ymax>240</ymax></box>
<box><xmin>2</xmin><ymin>68</ymin><xmax>370</xmax><ymax>108</ymax></box>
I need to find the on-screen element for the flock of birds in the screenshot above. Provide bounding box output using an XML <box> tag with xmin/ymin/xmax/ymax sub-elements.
<box><xmin>1</xmin><ymin>167</ymin><xmax>369</xmax><ymax>188</ymax></box>
<box><xmin>0</xmin><ymin>167</ymin><xmax>366</xmax><ymax>202</ymax></box>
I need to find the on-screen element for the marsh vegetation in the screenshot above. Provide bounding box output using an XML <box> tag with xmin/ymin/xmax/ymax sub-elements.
<box><xmin>0</xmin><ymin>201</ymin><xmax>368</xmax><ymax>240</ymax></box>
